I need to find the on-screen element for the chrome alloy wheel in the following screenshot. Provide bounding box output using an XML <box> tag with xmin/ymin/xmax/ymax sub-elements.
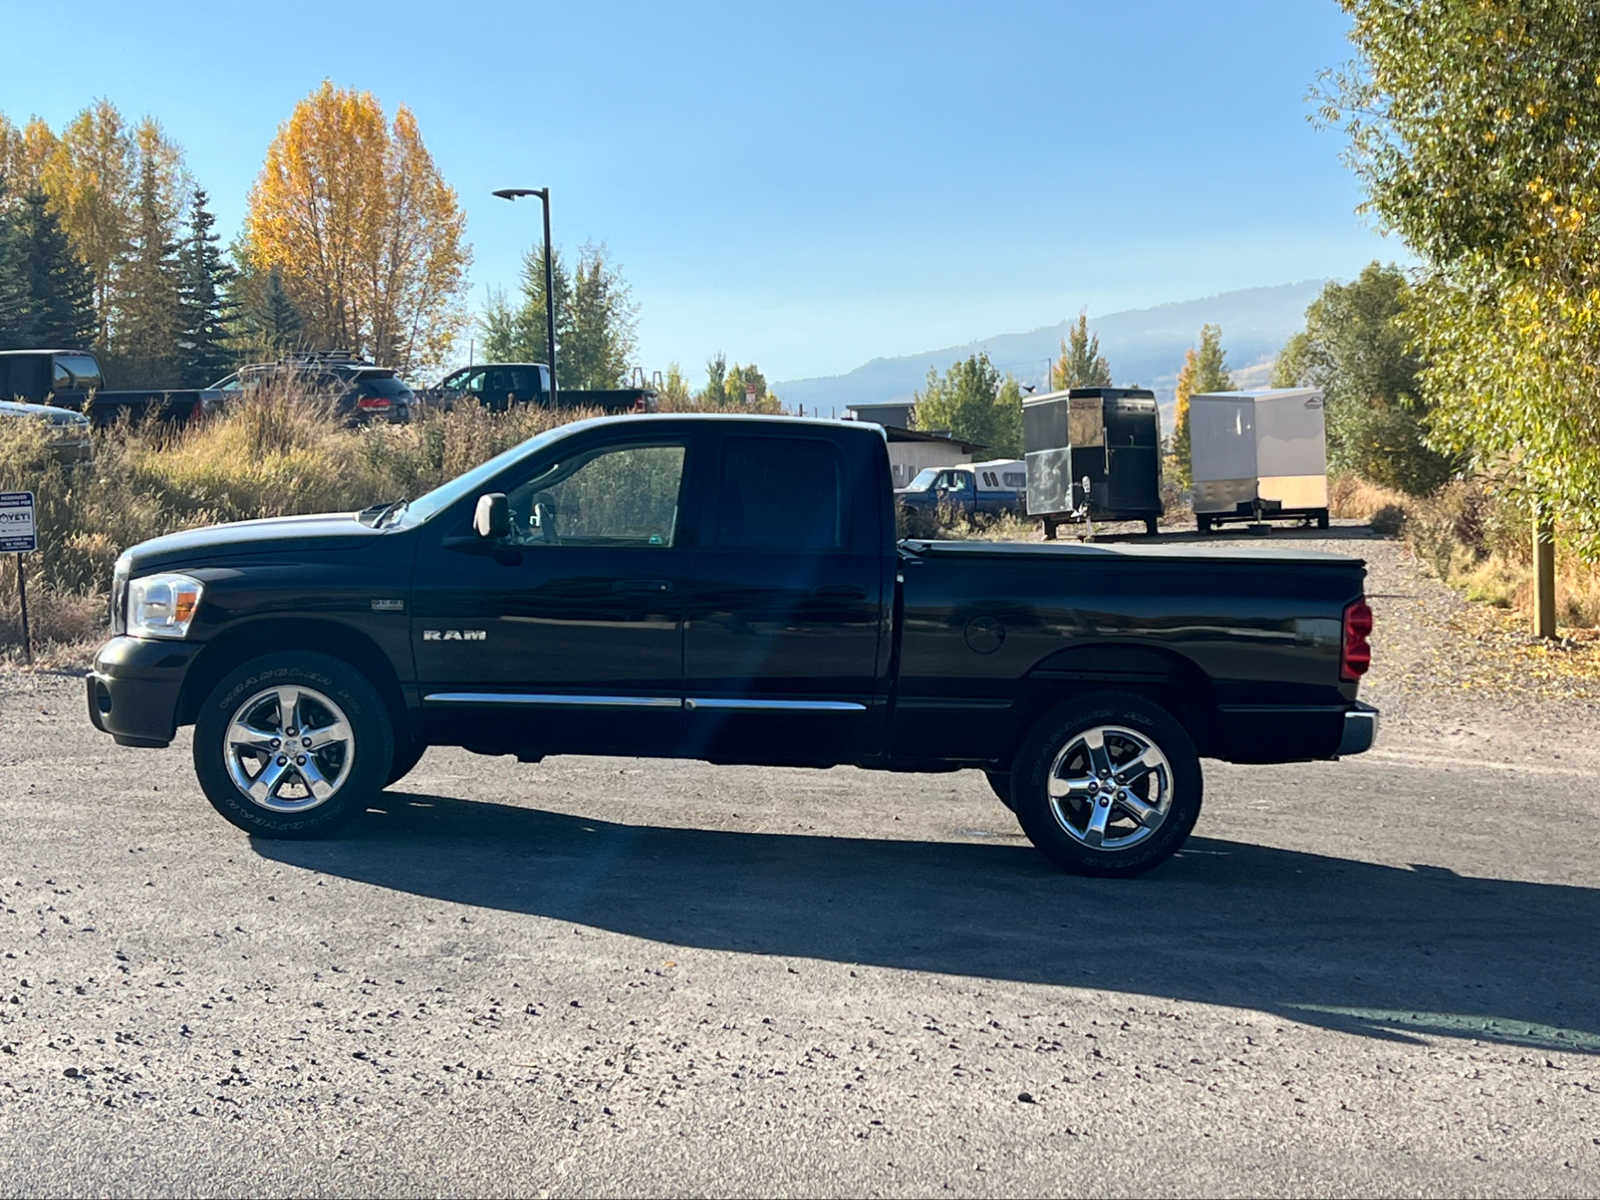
<box><xmin>1045</xmin><ymin>724</ymin><xmax>1173</xmax><ymax>851</ymax></box>
<box><xmin>223</xmin><ymin>685</ymin><xmax>354</xmax><ymax>813</ymax></box>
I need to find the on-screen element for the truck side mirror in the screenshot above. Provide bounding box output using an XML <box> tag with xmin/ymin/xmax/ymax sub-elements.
<box><xmin>473</xmin><ymin>493</ymin><xmax>509</xmax><ymax>539</ymax></box>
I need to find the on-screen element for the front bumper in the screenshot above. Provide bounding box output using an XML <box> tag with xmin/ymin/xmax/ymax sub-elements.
<box><xmin>85</xmin><ymin>635</ymin><xmax>204</xmax><ymax>748</ymax></box>
<box><xmin>1338</xmin><ymin>701</ymin><xmax>1380</xmax><ymax>756</ymax></box>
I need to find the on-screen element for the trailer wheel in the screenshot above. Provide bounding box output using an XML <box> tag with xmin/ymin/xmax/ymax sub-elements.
<box><xmin>1010</xmin><ymin>693</ymin><xmax>1203</xmax><ymax>877</ymax></box>
<box><xmin>1042</xmin><ymin>517</ymin><xmax>1058</xmax><ymax>540</ymax></box>
<box><xmin>1316</xmin><ymin>508</ymin><xmax>1331</xmax><ymax>530</ymax></box>
<box><xmin>1196</xmin><ymin>515</ymin><xmax>1212</xmax><ymax>533</ymax></box>
<box><xmin>1144</xmin><ymin>517</ymin><xmax>1159</xmax><ymax>536</ymax></box>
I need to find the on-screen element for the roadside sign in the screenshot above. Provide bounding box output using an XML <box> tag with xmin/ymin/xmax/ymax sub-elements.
<box><xmin>0</xmin><ymin>491</ymin><xmax>36</xmax><ymax>553</ymax></box>
<box><xmin>745</xmin><ymin>384</ymin><xmax>757</xmax><ymax>406</ymax></box>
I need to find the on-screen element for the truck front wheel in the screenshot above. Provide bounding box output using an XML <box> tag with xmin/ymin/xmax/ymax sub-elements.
<box><xmin>1010</xmin><ymin>693</ymin><xmax>1203</xmax><ymax>877</ymax></box>
<box><xmin>192</xmin><ymin>651</ymin><xmax>394</xmax><ymax>838</ymax></box>
<box><xmin>386</xmin><ymin>737</ymin><xmax>427</xmax><ymax>788</ymax></box>
<box><xmin>984</xmin><ymin>770</ymin><xmax>1014</xmax><ymax>811</ymax></box>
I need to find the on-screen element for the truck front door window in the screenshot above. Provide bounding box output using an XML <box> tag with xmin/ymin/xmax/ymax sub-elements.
<box><xmin>507</xmin><ymin>443</ymin><xmax>685</xmax><ymax>548</ymax></box>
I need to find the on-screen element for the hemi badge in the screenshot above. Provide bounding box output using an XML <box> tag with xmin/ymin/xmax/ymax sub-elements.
<box><xmin>371</xmin><ymin>598</ymin><xmax>405</xmax><ymax>612</ymax></box>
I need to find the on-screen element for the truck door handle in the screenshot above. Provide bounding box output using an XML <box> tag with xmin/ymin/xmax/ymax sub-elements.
<box><xmin>612</xmin><ymin>579</ymin><xmax>673</xmax><ymax>594</ymax></box>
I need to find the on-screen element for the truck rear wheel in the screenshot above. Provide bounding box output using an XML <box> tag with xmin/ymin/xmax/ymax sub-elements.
<box><xmin>192</xmin><ymin>651</ymin><xmax>394</xmax><ymax>839</ymax></box>
<box><xmin>1010</xmin><ymin>693</ymin><xmax>1203</xmax><ymax>877</ymax></box>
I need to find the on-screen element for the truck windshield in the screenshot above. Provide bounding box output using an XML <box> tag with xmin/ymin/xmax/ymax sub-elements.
<box><xmin>396</xmin><ymin>424</ymin><xmax>574</xmax><ymax>526</ymax></box>
<box><xmin>907</xmin><ymin>468</ymin><xmax>939</xmax><ymax>491</ymax></box>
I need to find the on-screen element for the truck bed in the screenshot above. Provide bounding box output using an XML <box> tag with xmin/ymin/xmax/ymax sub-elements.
<box><xmin>889</xmin><ymin>538</ymin><xmax>1366</xmax><ymax>767</ymax></box>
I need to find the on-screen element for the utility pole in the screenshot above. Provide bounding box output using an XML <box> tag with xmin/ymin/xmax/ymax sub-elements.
<box><xmin>1533</xmin><ymin>504</ymin><xmax>1557</xmax><ymax>638</ymax></box>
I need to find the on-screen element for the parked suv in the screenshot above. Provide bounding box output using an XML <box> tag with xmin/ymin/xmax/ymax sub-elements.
<box><xmin>235</xmin><ymin>352</ymin><xmax>414</xmax><ymax>425</ymax></box>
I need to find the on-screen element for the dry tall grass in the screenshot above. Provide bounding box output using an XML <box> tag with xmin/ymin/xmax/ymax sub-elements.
<box><xmin>0</xmin><ymin>391</ymin><xmax>604</xmax><ymax>661</ymax></box>
<box><xmin>1330</xmin><ymin>473</ymin><xmax>1600</xmax><ymax>628</ymax></box>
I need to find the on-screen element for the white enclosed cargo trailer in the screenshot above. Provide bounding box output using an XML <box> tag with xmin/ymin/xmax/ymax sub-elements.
<box><xmin>1188</xmin><ymin>388</ymin><xmax>1330</xmax><ymax>531</ymax></box>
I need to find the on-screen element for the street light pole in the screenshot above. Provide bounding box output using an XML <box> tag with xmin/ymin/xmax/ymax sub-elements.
<box><xmin>492</xmin><ymin>187</ymin><xmax>558</xmax><ymax>406</ymax></box>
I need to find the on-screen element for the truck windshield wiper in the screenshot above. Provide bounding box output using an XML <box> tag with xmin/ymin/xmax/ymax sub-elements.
<box><xmin>358</xmin><ymin>498</ymin><xmax>408</xmax><ymax>527</ymax></box>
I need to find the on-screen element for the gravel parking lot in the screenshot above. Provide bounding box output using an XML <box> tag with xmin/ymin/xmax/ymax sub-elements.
<box><xmin>2</xmin><ymin>524</ymin><xmax>1597</xmax><ymax>1197</ymax></box>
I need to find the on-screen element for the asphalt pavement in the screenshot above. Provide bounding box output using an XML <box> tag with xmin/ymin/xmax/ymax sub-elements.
<box><xmin>1</xmin><ymin>528</ymin><xmax>1598</xmax><ymax>1197</ymax></box>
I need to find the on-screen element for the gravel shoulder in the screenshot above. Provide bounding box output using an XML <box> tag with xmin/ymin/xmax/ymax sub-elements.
<box><xmin>1</xmin><ymin>521</ymin><xmax>1598</xmax><ymax>1198</ymax></box>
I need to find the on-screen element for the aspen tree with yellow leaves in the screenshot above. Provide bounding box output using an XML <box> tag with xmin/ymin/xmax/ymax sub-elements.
<box><xmin>245</xmin><ymin>81</ymin><xmax>470</xmax><ymax>373</ymax></box>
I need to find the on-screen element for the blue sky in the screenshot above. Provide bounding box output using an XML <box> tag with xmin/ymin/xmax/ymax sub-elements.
<box><xmin>0</xmin><ymin>0</ymin><xmax>1397</xmax><ymax>383</ymax></box>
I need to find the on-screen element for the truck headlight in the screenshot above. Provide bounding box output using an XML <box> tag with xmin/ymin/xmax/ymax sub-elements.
<box><xmin>126</xmin><ymin>573</ymin><xmax>204</xmax><ymax>639</ymax></box>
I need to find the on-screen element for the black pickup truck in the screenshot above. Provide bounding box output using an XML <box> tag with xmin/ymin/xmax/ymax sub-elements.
<box><xmin>85</xmin><ymin>414</ymin><xmax>1377</xmax><ymax>876</ymax></box>
<box><xmin>0</xmin><ymin>349</ymin><xmax>223</xmax><ymax>428</ymax></box>
<box><xmin>425</xmin><ymin>362</ymin><xmax>657</xmax><ymax>414</ymax></box>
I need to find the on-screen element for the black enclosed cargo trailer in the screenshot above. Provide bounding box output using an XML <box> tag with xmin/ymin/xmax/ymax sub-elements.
<box><xmin>1023</xmin><ymin>387</ymin><xmax>1164</xmax><ymax>538</ymax></box>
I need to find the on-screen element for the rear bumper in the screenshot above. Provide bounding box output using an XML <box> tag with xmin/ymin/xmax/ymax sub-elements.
<box><xmin>1214</xmin><ymin>700</ymin><xmax>1380</xmax><ymax>763</ymax></box>
<box><xmin>1338</xmin><ymin>701</ymin><xmax>1380</xmax><ymax>756</ymax></box>
<box><xmin>85</xmin><ymin>636</ymin><xmax>204</xmax><ymax>748</ymax></box>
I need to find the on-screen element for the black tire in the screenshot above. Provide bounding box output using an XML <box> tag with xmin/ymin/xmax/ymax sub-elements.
<box><xmin>984</xmin><ymin>770</ymin><xmax>1014</xmax><ymax>811</ymax></box>
<box><xmin>386</xmin><ymin>737</ymin><xmax>427</xmax><ymax>788</ymax></box>
<box><xmin>1316</xmin><ymin>509</ymin><xmax>1331</xmax><ymax>530</ymax></box>
<box><xmin>1197</xmin><ymin>515</ymin><xmax>1212</xmax><ymax>533</ymax></box>
<box><xmin>1144</xmin><ymin>517</ymin><xmax>1159</xmax><ymax>536</ymax></box>
<box><xmin>192</xmin><ymin>651</ymin><xmax>394</xmax><ymax>838</ymax></box>
<box><xmin>1010</xmin><ymin>692</ymin><xmax>1203</xmax><ymax>877</ymax></box>
<box><xmin>1042</xmin><ymin>518</ymin><xmax>1058</xmax><ymax>540</ymax></box>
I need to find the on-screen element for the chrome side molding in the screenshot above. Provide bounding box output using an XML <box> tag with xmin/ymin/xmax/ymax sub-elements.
<box><xmin>421</xmin><ymin>693</ymin><xmax>868</xmax><ymax>713</ymax></box>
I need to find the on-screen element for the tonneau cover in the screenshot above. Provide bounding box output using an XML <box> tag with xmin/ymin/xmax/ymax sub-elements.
<box><xmin>899</xmin><ymin>539</ymin><xmax>1362</xmax><ymax>568</ymax></box>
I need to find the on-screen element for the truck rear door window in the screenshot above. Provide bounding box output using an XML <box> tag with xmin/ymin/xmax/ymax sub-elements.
<box><xmin>715</xmin><ymin>436</ymin><xmax>842</xmax><ymax>550</ymax></box>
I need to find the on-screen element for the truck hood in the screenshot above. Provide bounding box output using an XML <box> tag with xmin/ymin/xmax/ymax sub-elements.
<box><xmin>120</xmin><ymin>512</ymin><xmax>390</xmax><ymax>573</ymax></box>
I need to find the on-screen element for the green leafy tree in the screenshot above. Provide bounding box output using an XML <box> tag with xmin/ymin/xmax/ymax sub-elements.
<box><xmin>1272</xmin><ymin>262</ymin><xmax>1454</xmax><ymax>494</ymax></box>
<box><xmin>1050</xmin><ymin>310</ymin><xmax>1112</xmax><ymax>389</ymax></box>
<box><xmin>1326</xmin><ymin>0</ymin><xmax>1600</xmax><ymax>557</ymax></box>
<box><xmin>1169</xmin><ymin>323</ymin><xmax>1232</xmax><ymax>486</ymax></box>
<box><xmin>724</xmin><ymin>362</ymin><xmax>774</xmax><ymax>410</ymax></box>
<box><xmin>175</xmin><ymin>188</ymin><xmax>236</xmax><ymax>386</ymax></box>
<box><xmin>913</xmin><ymin>353</ymin><xmax>1023</xmax><ymax>457</ymax></box>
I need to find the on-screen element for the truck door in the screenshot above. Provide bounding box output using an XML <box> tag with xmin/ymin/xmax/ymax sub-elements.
<box><xmin>682</xmin><ymin>431</ymin><xmax>884</xmax><ymax>763</ymax></box>
<box><xmin>946</xmin><ymin>469</ymin><xmax>977</xmax><ymax>516</ymax></box>
<box><xmin>410</xmin><ymin>431</ymin><xmax>696</xmax><ymax>757</ymax></box>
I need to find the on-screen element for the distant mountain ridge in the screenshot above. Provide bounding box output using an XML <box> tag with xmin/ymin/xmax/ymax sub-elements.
<box><xmin>774</xmin><ymin>280</ymin><xmax>1325</xmax><ymax>423</ymax></box>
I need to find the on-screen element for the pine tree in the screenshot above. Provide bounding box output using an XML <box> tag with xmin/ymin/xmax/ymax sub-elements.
<box><xmin>701</xmin><ymin>352</ymin><xmax>727</xmax><ymax>407</ymax></box>
<box><xmin>113</xmin><ymin>150</ymin><xmax>184</xmax><ymax>383</ymax></box>
<box><xmin>176</xmin><ymin>188</ymin><xmax>236</xmax><ymax>385</ymax></box>
<box><xmin>0</xmin><ymin>182</ymin><xmax>29</xmax><ymax>349</ymax></box>
<box><xmin>1051</xmin><ymin>310</ymin><xmax>1113</xmax><ymax>390</ymax></box>
<box><xmin>8</xmin><ymin>189</ymin><xmax>96</xmax><ymax>350</ymax></box>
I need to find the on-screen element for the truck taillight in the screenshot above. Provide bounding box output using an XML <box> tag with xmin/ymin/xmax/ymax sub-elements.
<box><xmin>1342</xmin><ymin>599</ymin><xmax>1373</xmax><ymax>681</ymax></box>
